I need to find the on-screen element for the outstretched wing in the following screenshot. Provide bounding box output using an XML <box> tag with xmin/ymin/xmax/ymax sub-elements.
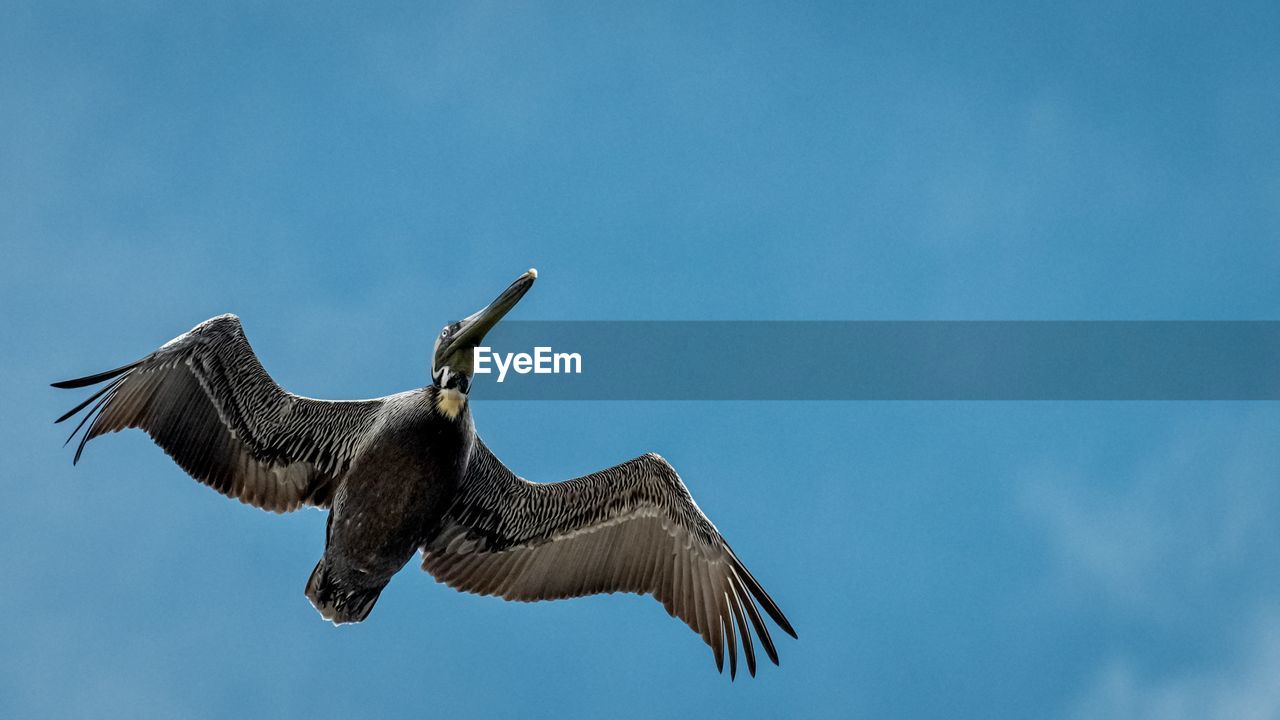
<box><xmin>421</xmin><ymin>441</ymin><xmax>796</xmax><ymax>678</ymax></box>
<box><xmin>53</xmin><ymin>314</ymin><xmax>387</xmax><ymax>512</ymax></box>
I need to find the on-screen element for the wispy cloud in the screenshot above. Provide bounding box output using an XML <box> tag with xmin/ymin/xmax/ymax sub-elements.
<box><xmin>1021</xmin><ymin>408</ymin><xmax>1280</xmax><ymax>718</ymax></box>
<box><xmin>1068</xmin><ymin>611</ymin><xmax>1280</xmax><ymax>720</ymax></box>
<box><xmin>1021</xmin><ymin>411</ymin><xmax>1280</xmax><ymax>614</ymax></box>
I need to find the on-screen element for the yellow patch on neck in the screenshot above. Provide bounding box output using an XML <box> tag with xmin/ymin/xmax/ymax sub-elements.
<box><xmin>435</xmin><ymin>388</ymin><xmax>467</xmax><ymax>419</ymax></box>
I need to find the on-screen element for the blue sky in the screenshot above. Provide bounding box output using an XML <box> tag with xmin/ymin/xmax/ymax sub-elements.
<box><xmin>2</xmin><ymin>2</ymin><xmax>1278</xmax><ymax>718</ymax></box>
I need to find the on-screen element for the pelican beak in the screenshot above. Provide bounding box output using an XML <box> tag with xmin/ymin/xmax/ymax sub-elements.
<box><xmin>438</xmin><ymin>269</ymin><xmax>537</xmax><ymax>372</ymax></box>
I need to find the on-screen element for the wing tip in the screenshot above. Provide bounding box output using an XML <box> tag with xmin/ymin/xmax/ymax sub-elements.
<box><xmin>51</xmin><ymin>361</ymin><xmax>140</xmax><ymax>390</ymax></box>
<box><xmin>729</xmin><ymin>553</ymin><xmax>797</xmax><ymax>642</ymax></box>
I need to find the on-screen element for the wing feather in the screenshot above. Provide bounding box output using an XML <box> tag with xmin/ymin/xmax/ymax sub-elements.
<box><xmin>420</xmin><ymin>441</ymin><xmax>795</xmax><ymax>673</ymax></box>
<box><xmin>54</xmin><ymin>314</ymin><xmax>386</xmax><ymax>512</ymax></box>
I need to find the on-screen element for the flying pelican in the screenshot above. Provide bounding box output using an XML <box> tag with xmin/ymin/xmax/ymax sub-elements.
<box><xmin>53</xmin><ymin>269</ymin><xmax>795</xmax><ymax>677</ymax></box>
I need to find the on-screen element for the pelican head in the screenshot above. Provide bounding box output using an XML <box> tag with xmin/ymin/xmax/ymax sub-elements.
<box><xmin>432</xmin><ymin>268</ymin><xmax>537</xmax><ymax>394</ymax></box>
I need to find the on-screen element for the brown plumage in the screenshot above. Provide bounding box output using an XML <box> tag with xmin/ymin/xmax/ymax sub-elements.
<box><xmin>53</xmin><ymin>271</ymin><xmax>795</xmax><ymax>677</ymax></box>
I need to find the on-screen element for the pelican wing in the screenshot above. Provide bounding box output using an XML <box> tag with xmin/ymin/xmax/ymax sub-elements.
<box><xmin>421</xmin><ymin>441</ymin><xmax>796</xmax><ymax>677</ymax></box>
<box><xmin>53</xmin><ymin>314</ymin><xmax>385</xmax><ymax>512</ymax></box>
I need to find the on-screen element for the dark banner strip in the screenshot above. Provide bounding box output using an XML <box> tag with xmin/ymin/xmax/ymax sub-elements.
<box><xmin>467</xmin><ymin>321</ymin><xmax>1280</xmax><ymax>400</ymax></box>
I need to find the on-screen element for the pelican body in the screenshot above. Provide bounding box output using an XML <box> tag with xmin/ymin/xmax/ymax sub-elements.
<box><xmin>54</xmin><ymin>270</ymin><xmax>795</xmax><ymax>678</ymax></box>
<box><xmin>309</xmin><ymin>385</ymin><xmax>473</xmax><ymax>621</ymax></box>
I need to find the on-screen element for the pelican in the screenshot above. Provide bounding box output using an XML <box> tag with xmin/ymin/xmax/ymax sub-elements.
<box><xmin>53</xmin><ymin>269</ymin><xmax>795</xmax><ymax>677</ymax></box>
